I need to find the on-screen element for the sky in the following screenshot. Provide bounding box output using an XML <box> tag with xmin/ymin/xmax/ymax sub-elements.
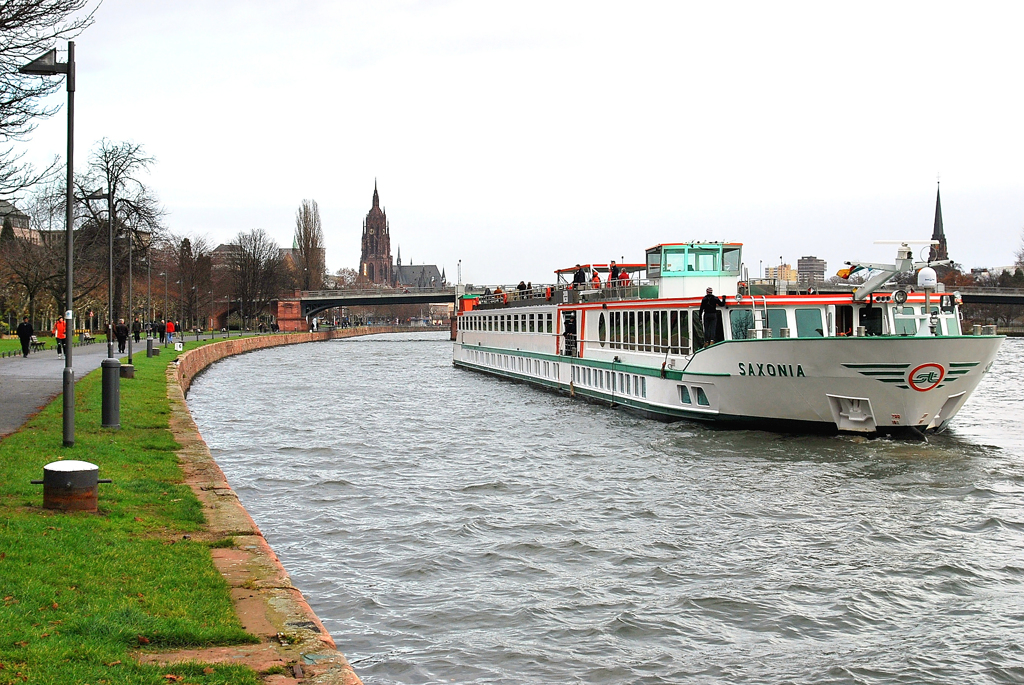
<box><xmin>17</xmin><ymin>0</ymin><xmax>1024</xmax><ymax>285</ymax></box>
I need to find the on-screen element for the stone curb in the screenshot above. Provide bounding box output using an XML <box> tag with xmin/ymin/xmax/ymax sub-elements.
<box><xmin>153</xmin><ymin>328</ymin><xmax>417</xmax><ymax>683</ymax></box>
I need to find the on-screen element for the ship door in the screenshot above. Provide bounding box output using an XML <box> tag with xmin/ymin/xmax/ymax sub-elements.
<box><xmin>561</xmin><ymin>311</ymin><xmax>577</xmax><ymax>357</ymax></box>
<box><xmin>837</xmin><ymin>305</ymin><xmax>854</xmax><ymax>336</ymax></box>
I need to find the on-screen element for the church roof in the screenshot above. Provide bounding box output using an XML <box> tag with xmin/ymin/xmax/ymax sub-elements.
<box><xmin>395</xmin><ymin>263</ymin><xmax>443</xmax><ymax>288</ymax></box>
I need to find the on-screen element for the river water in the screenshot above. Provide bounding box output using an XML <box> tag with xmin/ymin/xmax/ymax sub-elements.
<box><xmin>187</xmin><ymin>333</ymin><xmax>1024</xmax><ymax>684</ymax></box>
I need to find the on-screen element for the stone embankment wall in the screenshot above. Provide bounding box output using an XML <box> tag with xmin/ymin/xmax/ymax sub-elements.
<box><xmin>163</xmin><ymin>326</ymin><xmax>422</xmax><ymax>683</ymax></box>
<box><xmin>175</xmin><ymin>326</ymin><xmax>408</xmax><ymax>394</ymax></box>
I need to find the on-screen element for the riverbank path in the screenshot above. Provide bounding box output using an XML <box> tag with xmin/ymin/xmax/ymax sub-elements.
<box><xmin>0</xmin><ymin>341</ymin><xmax>121</xmax><ymax>437</ymax></box>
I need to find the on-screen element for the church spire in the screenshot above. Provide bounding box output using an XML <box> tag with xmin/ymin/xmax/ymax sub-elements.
<box><xmin>396</xmin><ymin>245</ymin><xmax>401</xmax><ymax>267</ymax></box>
<box><xmin>929</xmin><ymin>181</ymin><xmax>948</xmax><ymax>262</ymax></box>
<box><xmin>373</xmin><ymin>178</ymin><xmax>379</xmax><ymax>208</ymax></box>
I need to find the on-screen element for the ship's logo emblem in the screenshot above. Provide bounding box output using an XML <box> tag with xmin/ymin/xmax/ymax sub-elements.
<box><xmin>907</xmin><ymin>363</ymin><xmax>944</xmax><ymax>392</ymax></box>
<box><xmin>842</xmin><ymin>361</ymin><xmax>977</xmax><ymax>390</ymax></box>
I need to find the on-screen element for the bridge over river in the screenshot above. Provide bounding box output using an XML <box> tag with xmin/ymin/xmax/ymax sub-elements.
<box><xmin>271</xmin><ymin>284</ymin><xmax>1024</xmax><ymax>331</ymax></box>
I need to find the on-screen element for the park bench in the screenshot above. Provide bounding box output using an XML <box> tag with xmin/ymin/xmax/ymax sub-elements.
<box><xmin>29</xmin><ymin>335</ymin><xmax>46</xmax><ymax>352</ymax></box>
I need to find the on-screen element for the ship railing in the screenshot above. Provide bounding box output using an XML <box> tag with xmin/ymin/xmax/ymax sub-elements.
<box><xmin>474</xmin><ymin>280</ymin><xmax>655</xmax><ymax>308</ymax></box>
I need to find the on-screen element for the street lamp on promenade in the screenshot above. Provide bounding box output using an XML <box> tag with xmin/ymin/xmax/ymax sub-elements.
<box><xmin>84</xmin><ymin>188</ymin><xmax>120</xmax><ymax>429</ymax></box>
<box><xmin>19</xmin><ymin>42</ymin><xmax>77</xmax><ymax>447</ymax></box>
<box><xmin>161</xmin><ymin>272</ymin><xmax>168</xmax><ymax>346</ymax></box>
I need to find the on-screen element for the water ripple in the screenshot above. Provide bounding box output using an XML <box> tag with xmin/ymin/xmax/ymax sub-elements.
<box><xmin>188</xmin><ymin>333</ymin><xmax>1024</xmax><ymax>684</ymax></box>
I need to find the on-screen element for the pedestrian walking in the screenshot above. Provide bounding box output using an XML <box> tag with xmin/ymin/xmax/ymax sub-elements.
<box><xmin>115</xmin><ymin>319</ymin><xmax>129</xmax><ymax>354</ymax></box>
<box><xmin>16</xmin><ymin>316</ymin><xmax>33</xmax><ymax>358</ymax></box>
<box><xmin>53</xmin><ymin>317</ymin><xmax>67</xmax><ymax>358</ymax></box>
<box><xmin>165</xmin><ymin>319</ymin><xmax>175</xmax><ymax>343</ymax></box>
<box><xmin>132</xmin><ymin>317</ymin><xmax>141</xmax><ymax>343</ymax></box>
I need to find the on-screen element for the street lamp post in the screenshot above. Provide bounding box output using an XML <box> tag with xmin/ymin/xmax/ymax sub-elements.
<box><xmin>146</xmin><ymin>255</ymin><xmax>152</xmax><ymax>333</ymax></box>
<box><xmin>162</xmin><ymin>272</ymin><xmax>168</xmax><ymax>347</ymax></box>
<box><xmin>20</xmin><ymin>42</ymin><xmax>76</xmax><ymax>447</ymax></box>
<box><xmin>85</xmin><ymin>189</ymin><xmax>120</xmax><ymax>428</ymax></box>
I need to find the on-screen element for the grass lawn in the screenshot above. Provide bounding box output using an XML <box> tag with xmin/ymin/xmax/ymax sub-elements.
<box><xmin>0</xmin><ymin>339</ymin><xmax>264</xmax><ymax>684</ymax></box>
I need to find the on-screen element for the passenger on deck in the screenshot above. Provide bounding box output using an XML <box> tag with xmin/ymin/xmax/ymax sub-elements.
<box><xmin>617</xmin><ymin>269</ymin><xmax>630</xmax><ymax>286</ymax></box>
<box><xmin>590</xmin><ymin>271</ymin><xmax>601</xmax><ymax>288</ymax></box>
<box><xmin>517</xmin><ymin>281</ymin><xmax>528</xmax><ymax>299</ymax></box>
<box><xmin>572</xmin><ymin>265</ymin><xmax>586</xmax><ymax>288</ymax></box>
<box><xmin>608</xmin><ymin>260</ymin><xmax>621</xmax><ymax>286</ymax></box>
<box><xmin>700</xmin><ymin>287</ymin><xmax>727</xmax><ymax>348</ymax></box>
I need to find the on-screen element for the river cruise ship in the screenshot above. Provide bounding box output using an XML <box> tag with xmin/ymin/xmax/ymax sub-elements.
<box><xmin>452</xmin><ymin>241</ymin><xmax>1003</xmax><ymax>437</ymax></box>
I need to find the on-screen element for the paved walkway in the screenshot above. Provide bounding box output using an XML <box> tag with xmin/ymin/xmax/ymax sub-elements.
<box><xmin>0</xmin><ymin>341</ymin><xmax>130</xmax><ymax>437</ymax></box>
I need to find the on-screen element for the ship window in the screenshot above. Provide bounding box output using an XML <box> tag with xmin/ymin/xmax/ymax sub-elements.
<box><xmin>659</xmin><ymin>311</ymin><xmax>669</xmax><ymax>352</ymax></box>
<box><xmin>859</xmin><ymin>306</ymin><xmax>883</xmax><ymax>336</ymax></box>
<box><xmin>679</xmin><ymin>385</ymin><xmax>691</xmax><ymax>404</ymax></box>
<box><xmin>547</xmin><ymin>313</ymin><xmax>553</xmax><ymax>333</ymax></box>
<box><xmin>586</xmin><ymin>367</ymin><xmax>592</xmax><ymax>385</ymax></box>
<box><xmin>663</xmin><ymin>249</ymin><xmax>686</xmax><ymax>273</ymax></box>
<box><xmin>628</xmin><ymin>312</ymin><xmax>636</xmax><ymax>350</ymax></box>
<box><xmin>691</xmin><ymin>309</ymin><xmax>705</xmax><ymax>348</ymax></box>
<box><xmin>598</xmin><ymin>370</ymin><xmax>603</xmax><ymax>388</ymax></box>
<box><xmin>634</xmin><ymin>375</ymin><xmax>640</xmax><ymax>396</ymax></box>
<box><xmin>670</xmin><ymin>311</ymin><xmax>679</xmax><ymax>354</ymax></box>
<box><xmin>688</xmin><ymin>249</ymin><xmax>719</xmax><ymax>272</ymax></box>
<box><xmin>641</xmin><ymin>377</ymin><xmax>647</xmax><ymax>398</ymax></box>
<box><xmin>488</xmin><ymin>316</ymin><xmax>493</xmax><ymax>332</ymax></box>
<box><xmin>894</xmin><ymin>306</ymin><xmax>918</xmax><ymax>335</ymax></box>
<box><xmin>679</xmin><ymin>310</ymin><xmax>690</xmax><ymax>354</ymax></box>
<box><xmin>730</xmin><ymin>309</ymin><xmax>754</xmax><ymax>340</ymax></box>
<box><xmin>498</xmin><ymin>315</ymin><xmax>503</xmax><ymax>332</ymax></box>
<box><xmin>795</xmin><ymin>308</ymin><xmax>824</xmax><ymax>338</ymax></box>
<box><xmin>612</xmin><ymin>312</ymin><xmax>621</xmax><ymax>349</ymax></box>
<box><xmin>618</xmin><ymin>373</ymin><xmax>624</xmax><ymax>392</ymax></box>
<box><xmin>722</xmin><ymin>247</ymin><xmax>741</xmax><ymax>273</ymax></box>
<box><xmin>643</xmin><ymin>311</ymin><xmax>652</xmax><ymax>351</ymax></box>
<box><xmin>598</xmin><ymin>313</ymin><xmax>607</xmax><ymax>347</ymax></box>
<box><xmin>529</xmin><ymin>314</ymin><xmax>535</xmax><ymax>333</ymax></box>
<box><xmin>766</xmin><ymin>308</ymin><xmax>788</xmax><ymax>338</ymax></box>
<box><xmin>695</xmin><ymin>387</ymin><xmax>710</xmax><ymax>406</ymax></box>
<box><xmin>611</xmin><ymin>372</ymin><xmax>616</xmax><ymax>392</ymax></box>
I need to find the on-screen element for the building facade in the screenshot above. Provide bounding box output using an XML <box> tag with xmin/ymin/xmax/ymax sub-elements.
<box><xmin>797</xmin><ymin>256</ymin><xmax>827</xmax><ymax>288</ymax></box>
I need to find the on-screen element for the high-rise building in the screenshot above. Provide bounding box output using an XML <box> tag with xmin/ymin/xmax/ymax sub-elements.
<box><xmin>797</xmin><ymin>256</ymin><xmax>827</xmax><ymax>287</ymax></box>
<box><xmin>765</xmin><ymin>263</ymin><xmax>797</xmax><ymax>282</ymax></box>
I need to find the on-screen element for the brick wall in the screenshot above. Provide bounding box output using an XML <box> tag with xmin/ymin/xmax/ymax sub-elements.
<box><xmin>174</xmin><ymin>326</ymin><xmax>410</xmax><ymax>394</ymax></box>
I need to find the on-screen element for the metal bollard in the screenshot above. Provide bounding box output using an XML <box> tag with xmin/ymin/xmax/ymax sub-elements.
<box><xmin>973</xmin><ymin>324</ymin><xmax>982</xmax><ymax>336</ymax></box>
<box><xmin>147</xmin><ymin>337</ymin><xmax>154</xmax><ymax>357</ymax></box>
<box><xmin>982</xmin><ymin>325</ymin><xmax>997</xmax><ymax>335</ymax></box>
<box><xmin>30</xmin><ymin>460</ymin><xmax>112</xmax><ymax>512</ymax></box>
<box><xmin>101</xmin><ymin>358</ymin><xmax>121</xmax><ymax>429</ymax></box>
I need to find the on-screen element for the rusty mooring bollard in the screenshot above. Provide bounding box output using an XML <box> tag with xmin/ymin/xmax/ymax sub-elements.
<box><xmin>30</xmin><ymin>460</ymin><xmax>112</xmax><ymax>512</ymax></box>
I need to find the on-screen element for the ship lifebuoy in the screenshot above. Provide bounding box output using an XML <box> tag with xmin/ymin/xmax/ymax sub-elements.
<box><xmin>545</xmin><ymin>287</ymin><xmax>552</xmax><ymax>301</ymax></box>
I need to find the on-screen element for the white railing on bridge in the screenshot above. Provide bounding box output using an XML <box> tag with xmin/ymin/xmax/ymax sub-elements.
<box><xmin>302</xmin><ymin>286</ymin><xmax>457</xmax><ymax>298</ymax></box>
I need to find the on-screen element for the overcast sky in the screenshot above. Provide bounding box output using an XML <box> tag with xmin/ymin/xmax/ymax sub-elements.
<box><xmin>19</xmin><ymin>0</ymin><xmax>1024</xmax><ymax>284</ymax></box>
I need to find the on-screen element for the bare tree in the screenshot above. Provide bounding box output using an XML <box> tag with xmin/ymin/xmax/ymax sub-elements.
<box><xmin>0</xmin><ymin>0</ymin><xmax>96</xmax><ymax>196</ymax></box>
<box><xmin>229</xmin><ymin>228</ymin><xmax>283</xmax><ymax>328</ymax></box>
<box><xmin>293</xmin><ymin>199</ymin><xmax>326</xmax><ymax>290</ymax></box>
<box><xmin>173</xmin><ymin>234</ymin><xmax>212</xmax><ymax>329</ymax></box>
<box><xmin>80</xmin><ymin>139</ymin><xmax>164</xmax><ymax>322</ymax></box>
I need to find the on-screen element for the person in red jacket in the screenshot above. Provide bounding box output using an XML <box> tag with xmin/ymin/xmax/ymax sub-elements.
<box><xmin>53</xmin><ymin>317</ymin><xmax>67</xmax><ymax>358</ymax></box>
<box><xmin>165</xmin><ymin>319</ymin><xmax>176</xmax><ymax>343</ymax></box>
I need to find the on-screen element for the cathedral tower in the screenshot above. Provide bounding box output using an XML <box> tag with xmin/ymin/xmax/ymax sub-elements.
<box><xmin>359</xmin><ymin>181</ymin><xmax>393</xmax><ymax>285</ymax></box>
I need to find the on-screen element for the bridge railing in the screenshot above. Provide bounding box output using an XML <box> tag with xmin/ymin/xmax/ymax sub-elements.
<box><xmin>302</xmin><ymin>286</ymin><xmax>457</xmax><ymax>299</ymax></box>
<box><xmin>957</xmin><ymin>286</ymin><xmax>1024</xmax><ymax>296</ymax></box>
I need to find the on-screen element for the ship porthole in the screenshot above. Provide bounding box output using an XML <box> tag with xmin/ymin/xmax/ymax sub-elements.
<box><xmin>598</xmin><ymin>312</ymin><xmax>607</xmax><ymax>347</ymax></box>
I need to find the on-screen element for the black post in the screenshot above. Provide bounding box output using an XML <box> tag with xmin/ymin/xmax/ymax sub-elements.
<box><xmin>101</xmin><ymin>358</ymin><xmax>120</xmax><ymax>428</ymax></box>
<box><xmin>62</xmin><ymin>42</ymin><xmax>76</xmax><ymax>447</ymax></box>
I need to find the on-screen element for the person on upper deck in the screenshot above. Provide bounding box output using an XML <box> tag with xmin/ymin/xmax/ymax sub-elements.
<box><xmin>608</xmin><ymin>260</ymin><xmax>620</xmax><ymax>285</ymax></box>
<box><xmin>590</xmin><ymin>271</ymin><xmax>601</xmax><ymax>288</ymax></box>
<box><xmin>572</xmin><ymin>265</ymin><xmax>586</xmax><ymax>288</ymax></box>
<box><xmin>700</xmin><ymin>287</ymin><xmax>727</xmax><ymax>348</ymax></box>
<box><xmin>617</xmin><ymin>269</ymin><xmax>630</xmax><ymax>286</ymax></box>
